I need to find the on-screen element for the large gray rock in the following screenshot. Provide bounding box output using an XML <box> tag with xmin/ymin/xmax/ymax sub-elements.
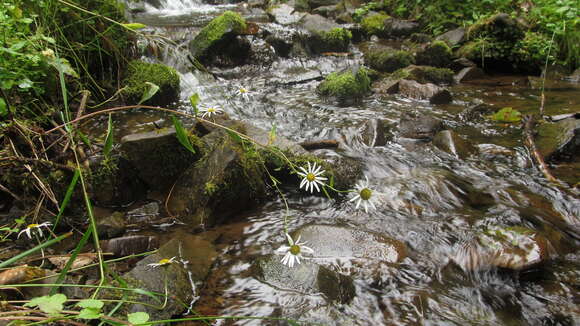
<box><xmin>452</xmin><ymin>226</ymin><xmax>551</xmax><ymax>271</ymax></box>
<box><xmin>399</xmin><ymin>112</ymin><xmax>444</xmax><ymax>139</ymax></box>
<box><xmin>435</xmin><ymin>28</ymin><xmax>466</xmax><ymax>46</ymax></box>
<box><xmin>398</xmin><ymin>79</ymin><xmax>452</xmax><ymax>104</ymax></box>
<box><xmin>383</xmin><ymin>18</ymin><xmax>420</xmax><ymax>38</ymax></box>
<box><xmin>293</xmin><ymin>224</ymin><xmax>406</xmax><ymax>264</ymax></box>
<box><xmin>253</xmin><ymin>255</ymin><xmax>355</xmax><ymax>303</ymax></box>
<box><xmin>269</xmin><ymin>4</ymin><xmax>305</xmax><ymax>25</ymax></box>
<box><xmin>121</xmin><ymin>127</ymin><xmax>199</xmax><ymax>191</ymax></box>
<box><xmin>308</xmin><ymin>0</ymin><xmax>341</xmax><ymax>9</ymax></box>
<box><xmin>118</xmin><ymin>233</ymin><xmax>218</xmax><ymax>321</ymax></box>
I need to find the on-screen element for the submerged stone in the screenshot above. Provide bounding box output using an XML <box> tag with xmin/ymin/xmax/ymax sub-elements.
<box><xmin>453</xmin><ymin>226</ymin><xmax>551</xmax><ymax>271</ymax></box>
<box><xmin>293</xmin><ymin>224</ymin><xmax>406</xmax><ymax>263</ymax></box>
<box><xmin>253</xmin><ymin>255</ymin><xmax>355</xmax><ymax>303</ymax></box>
<box><xmin>433</xmin><ymin>130</ymin><xmax>478</xmax><ymax>159</ymax></box>
<box><xmin>399</xmin><ymin>112</ymin><xmax>444</xmax><ymax>139</ymax></box>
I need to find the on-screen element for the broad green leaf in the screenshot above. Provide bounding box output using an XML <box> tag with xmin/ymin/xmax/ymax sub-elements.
<box><xmin>121</xmin><ymin>23</ymin><xmax>147</xmax><ymax>30</ymax></box>
<box><xmin>226</xmin><ymin>130</ymin><xmax>243</xmax><ymax>145</ymax></box>
<box><xmin>189</xmin><ymin>93</ymin><xmax>200</xmax><ymax>116</ymax></box>
<box><xmin>268</xmin><ymin>123</ymin><xmax>277</xmax><ymax>145</ymax></box>
<box><xmin>171</xmin><ymin>116</ymin><xmax>196</xmax><ymax>154</ymax></box>
<box><xmin>489</xmin><ymin>107</ymin><xmax>522</xmax><ymax>123</ymax></box>
<box><xmin>49</xmin><ymin>57</ymin><xmax>79</xmax><ymax>78</ymax></box>
<box><xmin>77</xmin><ymin>299</ymin><xmax>104</xmax><ymax>309</ymax></box>
<box><xmin>78</xmin><ymin>307</ymin><xmax>102</xmax><ymax>319</ymax></box>
<box><xmin>128</xmin><ymin>311</ymin><xmax>150</xmax><ymax>325</ymax></box>
<box><xmin>25</xmin><ymin>293</ymin><xmax>67</xmax><ymax>315</ymax></box>
<box><xmin>0</xmin><ymin>97</ymin><xmax>7</xmax><ymax>117</ymax></box>
<box><xmin>138</xmin><ymin>82</ymin><xmax>159</xmax><ymax>105</ymax></box>
<box><xmin>103</xmin><ymin>113</ymin><xmax>114</xmax><ymax>157</ymax></box>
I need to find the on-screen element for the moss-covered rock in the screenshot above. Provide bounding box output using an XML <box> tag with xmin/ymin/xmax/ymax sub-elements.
<box><xmin>122</xmin><ymin>60</ymin><xmax>180</xmax><ymax>106</ymax></box>
<box><xmin>402</xmin><ymin>65</ymin><xmax>455</xmax><ymax>85</ymax></box>
<box><xmin>317</xmin><ymin>27</ymin><xmax>352</xmax><ymax>52</ymax></box>
<box><xmin>317</xmin><ymin>68</ymin><xmax>371</xmax><ymax>103</ymax></box>
<box><xmin>415</xmin><ymin>40</ymin><xmax>453</xmax><ymax>67</ymax></box>
<box><xmin>364</xmin><ymin>48</ymin><xmax>414</xmax><ymax>73</ymax></box>
<box><xmin>361</xmin><ymin>13</ymin><xmax>389</xmax><ymax>36</ymax></box>
<box><xmin>188</xmin><ymin>11</ymin><xmax>247</xmax><ymax>61</ymax></box>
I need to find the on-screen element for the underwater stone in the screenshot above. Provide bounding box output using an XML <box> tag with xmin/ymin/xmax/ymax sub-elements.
<box><xmin>399</xmin><ymin>112</ymin><xmax>444</xmax><ymax>139</ymax></box>
<box><xmin>254</xmin><ymin>254</ymin><xmax>355</xmax><ymax>303</ymax></box>
<box><xmin>433</xmin><ymin>130</ymin><xmax>478</xmax><ymax>159</ymax></box>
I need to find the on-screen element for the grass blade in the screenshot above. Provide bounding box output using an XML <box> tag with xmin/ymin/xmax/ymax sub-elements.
<box><xmin>171</xmin><ymin>116</ymin><xmax>196</xmax><ymax>154</ymax></box>
<box><xmin>103</xmin><ymin>113</ymin><xmax>114</xmax><ymax>157</ymax></box>
<box><xmin>189</xmin><ymin>93</ymin><xmax>200</xmax><ymax>116</ymax></box>
<box><xmin>52</xmin><ymin>169</ymin><xmax>80</xmax><ymax>230</ymax></box>
<box><xmin>0</xmin><ymin>232</ymin><xmax>72</xmax><ymax>268</ymax></box>
<box><xmin>138</xmin><ymin>82</ymin><xmax>159</xmax><ymax>105</ymax></box>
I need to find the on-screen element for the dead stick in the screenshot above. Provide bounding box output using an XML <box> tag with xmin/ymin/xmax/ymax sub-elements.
<box><xmin>522</xmin><ymin>115</ymin><xmax>558</xmax><ymax>183</ymax></box>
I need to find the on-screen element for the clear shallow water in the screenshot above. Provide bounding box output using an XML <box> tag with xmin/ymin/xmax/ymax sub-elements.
<box><xmin>119</xmin><ymin>1</ymin><xmax>580</xmax><ymax>324</ymax></box>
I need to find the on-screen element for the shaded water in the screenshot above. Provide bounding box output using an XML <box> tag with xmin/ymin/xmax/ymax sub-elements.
<box><xmin>118</xmin><ymin>1</ymin><xmax>580</xmax><ymax>324</ymax></box>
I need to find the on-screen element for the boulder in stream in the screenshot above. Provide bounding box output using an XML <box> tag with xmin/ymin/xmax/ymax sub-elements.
<box><xmin>122</xmin><ymin>60</ymin><xmax>180</xmax><ymax>107</ymax></box>
<box><xmin>399</xmin><ymin>65</ymin><xmax>455</xmax><ymax>86</ymax></box>
<box><xmin>298</xmin><ymin>14</ymin><xmax>351</xmax><ymax>53</ymax></box>
<box><xmin>120</xmin><ymin>126</ymin><xmax>200</xmax><ymax>191</ymax></box>
<box><xmin>364</xmin><ymin>47</ymin><xmax>414</xmax><ymax>73</ymax></box>
<box><xmin>415</xmin><ymin>40</ymin><xmax>453</xmax><ymax>68</ymax></box>
<box><xmin>316</xmin><ymin>67</ymin><xmax>371</xmax><ymax>104</ymax></box>
<box><xmin>536</xmin><ymin>117</ymin><xmax>580</xmax><ymax>163</ymax></box>
<box><xmin>253</xmin><ymin>255</ymin><xmax>355</xmax><ymax>303</ymax></box>
<box><xmin>115</xmin><ymin>233</ymin><xmax>217</xmax><ymax>321</ymax></box>
<box><xmin>397</xmin><ymin>79</ymin><xmax>452</xmax><ymax>104</ymax></box>
<box><xmin>452</xmin><ymin>226</ymin><xmax>551</xmax><ymax>271</ymax></box>
<box><xmin>188</xmin><ymin>11</ymin><xmax>248</xmax><ymax>64</ymax></box>
<box><xmin>268</xmin><ymin>4</ymin><xmax>305</xmax><ymax>25</ymax></box>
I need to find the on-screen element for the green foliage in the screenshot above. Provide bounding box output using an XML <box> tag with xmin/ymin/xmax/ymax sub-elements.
<box><xmin>103</xmin><ymin>113</ymin><xmax>114</xmax><ymax>157</ymax></box>
<box><xmin>317</xmin><ymin>68</ymin><xmax>371</xmax><ymax>101</ymax></box>
<box><xmin>127</xmin><ymin>311</ymin><xmax>150</xmax><ymax>324</ymax></box>
<box><xmin>189</xmin><ymin>93</ymin><xmax>200</xmax><ymax>116</ymax></box>
<box><xmin>172</xmin><ymin>116</ymin><xmax>196</xmax><ymax>155</ymax></box>
<box><xmin>25</xmin><ymin>293</ymin><xmax>67</xmax><ymax>315</ymax></box>
<box><xmin>365</xmin><ymin>49</ymin><xmax>414</xmax><ymax>73</ymax></box>
<box><xmin>361</xmin><ymin>13</ymin><xmax>390</xmax><ymax>36</ymax></box>
<box><xmin>123</xmin><ymin>61</ymin><xmax>180</xmax><ymax>106</ymax></box>
<box><xmin>319</xmin><ymin>28</ymin><xmax>352</xmax><ymax>52</ymax></box>
<box><xmin>489</xmin><ymin>107</ymin><xmax>522</xmax><ymax>122</ymax></box>
<box><xmin>514</xmin><ymin>31</ymin><xmax>558</xmax><ymax>69</ymax></box>
<box><xmin>76</xmin><ymin>299</ymin><xmax>104</xmax><ymax>319</ymax></box>
<box><xmin>138</xmin><ymin>82</ymin><xmax>160</xmax><ymax>105</ymax></box>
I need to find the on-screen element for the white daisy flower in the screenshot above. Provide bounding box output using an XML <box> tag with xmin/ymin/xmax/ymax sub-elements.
<box><xmin>147</xmin><ymin>256</ymin><xmax>177</xmax><ymax>268</ymax></box>
<box><xmin>234</xmin><ymin>85</ymin><xmax>251</xmax><ymax>101</ymax></box>
<box><xmin>297</xmin><ymin>162</ymin><xmax>327</xmax><ymax>193</ymax></box>
<box><xmin>17</xmin><ymin>222</ymin><xmax>52</xmax><ymax>239</ymax></box>
<box><xmin>199</xmin><ymin>106</ymin><xmax>224</xmax><ymax>119</ymax></box>
<box><xmin>276</xmin><ymin>233</ymin><xmax>314</xmax><ymax>268</ymax></box>
<box><xmin>349</xmin><ymin>176</ymin><xmax>377</xmax><ymax>213</ymax></box>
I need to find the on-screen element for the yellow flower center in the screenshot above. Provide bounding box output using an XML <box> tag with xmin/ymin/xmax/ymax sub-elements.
<box><xmin>290</xmin><ymin>245</ymin><xmax>301</xmax><ymax>255</ymax></box>
<box><xmin>207</xmin><ymin>107</ymin><xmax>215</xmax><ymax>113</ymax></box>
<box><xmin>158</xmin><ymin>258</ymin><xmax>171</xmax><ymax>265</ymax></box>
<box><xmin>360</xmin><ymin>188</ymin><xmax>372</xmax><ymax>201</ymax></box>
<box><xmin>27</xmin><ymin>224</ymin><xmax>39</xmax><ymax>229</ymax></box>
<box><xmin>240</xmin><ymin>88</ymin><xmax>247</xmax><ymax>93</ymax></box>
<box><xmin>306</xmin><ymin>173</ymin><xmax>316</xmax><ymax>182</ymax></box>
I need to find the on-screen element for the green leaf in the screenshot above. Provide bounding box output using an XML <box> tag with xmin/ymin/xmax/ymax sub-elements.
<box><xmin>78</xmin><ymin>307</ymin><xmax>102</xmax><ymax>319</ymax></box>
<box><xmin>128</xmin><ymin>311</ymin><xmax>150</xmax><ymax>325</ymax></box>
<box><xmin>25</xmin><ymin>293</ymin><xmax>67</xmax><ymax>315</ymax></box>
<box><xmin>77</xmin><ymin>299</ymin><xmax>104</xmax><ymax>309</ymax></box>
<box><xmin>226</xmin><ymin>130</ymin><xmax>243</xmax><ymax>144</ymax></box>
<box><xmin>50</xmin><ymin>57</ymin><xmax>79</xmax><ymax>78</ymax></box>
<box><xmin>138</xmin><ymin>82</ymin><xmax>159</xmax><ymax>105</ymax></box>
<box><xmin>0</xmin><ymin>97</ymin><xmax>7</xmax><ymax>117</ymax></box>
<box><xmin>171</xmin><ymin>116</ymin><xmax>196</xmax><ymax>154</ymax></box>
<box><xmin>121</xmin><ymin>23</ymin><xmax>147</xmax><ymax>30</ymax></box>
<box><xmin>489</xmin><ymin>107</ymin><xmax>522</xmax><ymax>123</ymax></box>
<box><xmin>103</xmin><ymin>113</ymin><xmax>114</xmax><ymax>157</ymax></box>
<box><xmin>189</xmin><ymin>93</ymin><xmax>200</xmax><ymax>116</ymax></box>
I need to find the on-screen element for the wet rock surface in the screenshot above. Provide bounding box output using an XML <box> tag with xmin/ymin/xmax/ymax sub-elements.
<box><xmin>101</xmin><ymin>235</ymin><xmax>159</xmax><ymax>257</ymax></box>
<box><xmin>96</xmin><ymin>212</ymin><xmax>126</xmax><ymax>239</ymax></box>
<box><xmin>433</xmin><ymin>130</ymin><xmax>478</xmax><ymax>159</ymax></box>
<box><xmin>399</xmin><ymin>112</ymin><xmax>444</xmax><ymax>139</ymax></box>
<box><xmin>536</xmin><ymin>117</ymin><xmax>580</xmax><ymax>163</ymax></box>
<box><xmin>397</xmin><ymin>79</ymin><xmax>452</xmax><ymax>104</ymax></box>
<box><xmin>253</xmin><ymin>254</ymin><xmax>355</xmax><ymax>303</ymax></box>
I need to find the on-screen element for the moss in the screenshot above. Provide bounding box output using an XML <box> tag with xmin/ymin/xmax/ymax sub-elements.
<box><xmin>204</xmin><ymin>182</ymin><xmax>218</xmax><ymax>196</ymax></box>
<box><xmin>317</xmin><ymin>68</ymin><xmax>371</xmax><ymax>101</ymax></box>
<box><xmin>361</xmin><ymin>13</ymin><xmax>390</xmax><ymax>36</ymax></box>
<box><xmin>513</xmin><ymin>31</ymin><xmax>558</xmax><ymax>73</ymax></box>
<box><xmin>365</xmin><ymin>49</ymin><xmax>414</xmax><ymax>72</ymax></box>
<box><xmin>410</xmin><ymin>66</ymin><xmax>454</xmax><ymax>85</ymax></box>
<box><xmin>123</xmin><ymin>60</ymin><xmax>180</xmax><ymax>106</ymax></box>
<box><xmin>190</xmin><ymin>11</ymin><xmax>247</xmax><ymax>59</ymax></box>
<box><xmin>415</xmin><ymin>40</ymin><xmax>453</xmax><ymax>67</ymax></box>
<box><xmin>318</xmin><ymin>28</ymin><xmax>352</xmax><ymax>52</ymax></box>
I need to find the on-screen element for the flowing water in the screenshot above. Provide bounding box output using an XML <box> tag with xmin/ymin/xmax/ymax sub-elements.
<box><xmin>118</xmin><ymin>1</ymin><xmax>580</xmax><ymax>324</ymax></box>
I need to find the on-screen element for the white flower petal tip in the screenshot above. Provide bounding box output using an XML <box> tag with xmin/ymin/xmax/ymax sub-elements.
<box><xmin>350</xmin><ymin>176</ymin><xmax>378</xmax><ymax>213</ymax></box>
<box><xmin>276</xmin><ymin>233</ymin><xmax>315</xmax><ymax>268</ymax></box>
<box><xmin>17</xmin><ymin>222</ymin><xmax>53</xmax><ymax>239</ymax></box>
<box><xmin>297</xmin><ymin>162</ymin><xmax>327</xmax><ymax>193</ymax></box>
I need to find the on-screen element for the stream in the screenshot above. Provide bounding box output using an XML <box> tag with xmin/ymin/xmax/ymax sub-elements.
<box><xmin>111</xmin><ymin>0</ymin><xmax>580</xmax><ymax>324</ymax></box>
